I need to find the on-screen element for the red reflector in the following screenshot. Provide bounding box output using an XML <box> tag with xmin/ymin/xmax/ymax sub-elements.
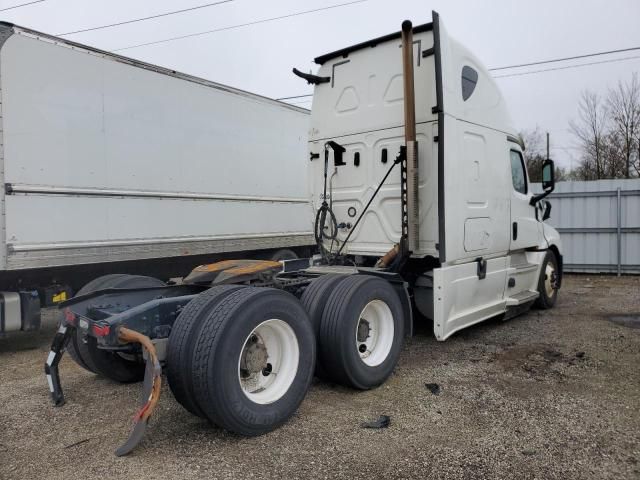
<box><xmin>92</xmin><ymin>324</ymin><xmax>110</xmax><ymax>337</ymax></box>
<box><xmin>64</xmin><ymin>308</ymin><xmax>77</xmax><ymax>325</ymax></box>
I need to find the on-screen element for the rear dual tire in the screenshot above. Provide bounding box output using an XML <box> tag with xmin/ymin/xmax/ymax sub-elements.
<box><xmin>166</xmin><ymin>285</ymin><xmax>244</xmax><ymax>417</ymax></box>
<box><xmin>168</xmin><ymin>287</ymin><xmax>315</xmax><ymax>436</ymax></box>
<box><xmin>67</xmin><ymin>274</ymin><xmax>165</xmax><ymax>383</ymax></box>
<box><xmin>318</xmin><ymin>275</ymin><xmax>404</xmax><ymax>390</ymax></box>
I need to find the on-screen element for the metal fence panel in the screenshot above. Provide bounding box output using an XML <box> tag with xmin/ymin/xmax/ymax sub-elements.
<box><xmin>532</xmin><ymin>179</ymin><xmax>640</xmax><ymax>274</ymax></box>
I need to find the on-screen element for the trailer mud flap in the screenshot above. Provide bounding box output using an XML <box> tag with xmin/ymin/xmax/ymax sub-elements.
<box><xmin>115</xmin><ymin>327</ymin><xmax>162</xmax><ymax>457</ymax></box>
<box><xmin>44</xmin><ymin>325</ymin><xmax>162</xmax><ymax>457</ymax></box>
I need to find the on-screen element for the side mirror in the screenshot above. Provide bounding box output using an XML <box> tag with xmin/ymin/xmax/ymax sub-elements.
<box><xmin>530</xmin><ymin>159</ymin><xmax>556</xmax><ymax>206</ymax></box>
<box><xmin>542</xmin><ymin>159</ymin><xmax>555</xmax><ymax>191</ymax></box>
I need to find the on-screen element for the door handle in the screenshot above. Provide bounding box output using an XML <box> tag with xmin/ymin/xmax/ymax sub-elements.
<box><xmin>512</xmin><ymin>222</ymin><xmax>518</xmax><ymax>240</ymax></box>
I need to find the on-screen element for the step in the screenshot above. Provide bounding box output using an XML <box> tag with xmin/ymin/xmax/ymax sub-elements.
<box><xmin>506</xmin><ymin>290</ymin><xmax>539</xmax><ymax>306</ymax></box>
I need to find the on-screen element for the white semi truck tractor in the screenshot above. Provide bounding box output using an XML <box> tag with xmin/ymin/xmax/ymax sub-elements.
<box><xmin>44</xmin><ymin>11</ymin><xmax>562</xmax><ymax>455</ymax></box>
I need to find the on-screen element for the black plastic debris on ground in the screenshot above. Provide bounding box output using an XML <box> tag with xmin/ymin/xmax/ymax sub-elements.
<box><xmin>361</xmin><ymin>415</ymin><xmax>391</xmax><ymax>429</ymax></box>
<box><xmin>425</xmin><ymin>383</ymin><xmax>440</xmax><ymax>395</ymax></box>
<box><xmin>606</xmin><ymin>314</ymin><xmax>640</xmax><ymax>329</ymax></box>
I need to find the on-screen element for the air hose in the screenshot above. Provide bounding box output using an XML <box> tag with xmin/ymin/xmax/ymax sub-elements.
<box><xmin>315</xmin><ymin>143</ymin><xmax>339</xmax><ymax>261</ymax></box>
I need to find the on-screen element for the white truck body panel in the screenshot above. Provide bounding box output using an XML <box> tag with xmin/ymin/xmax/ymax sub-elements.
<box><xmin>309</xmin><ymin>13</ymin><xmax>561</xmax><ymax>341</ymax></box>
<box><xmin>0</xmin><ymin>25</ymin><xmax>312</xmax><ymax>270</ymax></box>
<box><xmin>309</xmin><ymin>26</ymin><xmax>439</xmax><ymax>258</ymax></box>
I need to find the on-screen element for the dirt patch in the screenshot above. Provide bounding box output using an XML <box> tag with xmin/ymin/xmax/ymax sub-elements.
<box><xmin>1</xmin><ymin>274</ymin><xmax>639</xmax><ymax>480</ymax></box>
<box><xmin>494</xmin><ymin>344</ymin><xmax>587</xmax><ymax>378</ymax></box>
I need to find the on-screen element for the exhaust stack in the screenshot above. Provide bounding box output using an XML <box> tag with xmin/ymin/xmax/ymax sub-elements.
<box><xmin>401</xmin><ymin>20</ymin><xmax>420</xmax><ymax>254</ymax></box>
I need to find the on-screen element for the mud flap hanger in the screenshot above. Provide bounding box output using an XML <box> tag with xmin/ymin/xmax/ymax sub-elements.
<box><xmin>44</xmin><ymin>324</ymin><xmax>162</xmax><ymax>456</ymax></box>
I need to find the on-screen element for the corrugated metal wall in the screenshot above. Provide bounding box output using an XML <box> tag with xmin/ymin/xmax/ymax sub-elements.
<box><xmin>532</xmin><ymin>179</ymin><xmax>640</xmax><ymax>274</ymax></box>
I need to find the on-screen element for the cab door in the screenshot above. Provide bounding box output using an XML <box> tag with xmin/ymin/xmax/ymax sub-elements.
<box><xmin>508</xmin><ymin>148</ymin><xmax>540</xmax><ymax>251</ymax></box>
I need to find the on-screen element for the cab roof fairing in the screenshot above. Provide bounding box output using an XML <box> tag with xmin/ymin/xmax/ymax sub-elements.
<box><xmin>437</xmin><ymin>20</ymin><xmax>518</xmax><ymax>139</ymax></box>
<box><xmin>310</xmin><ymin>15</ymin><xmax>519</xmax><ymax>140</ymax></box>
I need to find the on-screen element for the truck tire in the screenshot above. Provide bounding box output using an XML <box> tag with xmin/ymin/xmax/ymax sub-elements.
<box><xmin>66</xmin><ymin>274</ymin><xmax>165</xmax><ymax>383</ymax></box>
<box><xmin>166</xmin><ymin>285</ymin><xmax>244</xmax><ymax>417</ymax></box>
<box><xmin>535</xmin><ymin>250</ymin><xmax>560</xmax><ymax>309</ymax></box>
<box><xmin>191</xmin><ymin>287</ymin><xmax>315</xmax><ymax>435</ymax></box>
<box><xmin>66</xmin><ymin>274</ymin><xmax>129</xmax><ymax>373</ymax></box>
<box><xmin>300</xmin><ymin>274</ymin><xmax>345</xmax><ymax>335</ymax></box>
<box><xmin>270</xmin><ymin>249</ymin><xmax>298</xmax><ymax>261</ymax></box>
<box><xmin>319</xmin><ymin>275</ymin><xmax>404</xmax><ymax>390</ymax></box>
<box><xmin>300</xmin><ymin>274</ymin><xmax>345</xmax><ymax>376</ymax></box>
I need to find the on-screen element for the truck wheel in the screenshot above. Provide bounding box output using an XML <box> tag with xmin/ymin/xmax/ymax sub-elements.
<box><xmin>167</xmin><ymin>285</ymin><xmax>244</xmax><ymax>417</ymax></box>
<box><xmin>535</xmin><ymin>250</ymin><xmax>560</xmax><ymax>309</ymax></box>
<box><xmin>66</xmin><ymin>274</ymin><xmax>165</xmax><ymax>383</ymax></box>
<box><xmin>300</xmin><ymin>274</ymin><xmax>345</xmax><ymax>375</ymax></box>
<box><xmin>191</xmin><ymin>287</ymin><xmax>315</xmax><ymax>435</ymax></box>
<box><xmin>270</xmin><ymin>249</ymin><xmax>298</xmax><ymax>261</ymax></box>
<box><xmin>319</xmin><ymin>275</ymin><xmax>404</xmax><ymax>390</ymax></box>
<box><xmin>67</xmin><ymin>274</ymin><xmax>140</xmax><ymax>373</ymax></box>
<box><xmin>300</xmin><ymin>274</ymin><xmax>345</xmax><ymax>335</ymax></box>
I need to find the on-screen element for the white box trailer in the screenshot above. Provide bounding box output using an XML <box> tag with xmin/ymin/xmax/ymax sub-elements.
<box><xmin>0</xmin><ymin>22</ymin><xmax>313</xmax><ymax>333</ymax></box>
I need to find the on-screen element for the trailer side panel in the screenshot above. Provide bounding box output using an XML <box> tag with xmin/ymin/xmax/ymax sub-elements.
<box><xmin>0</xmin><ymin>29</ymin><xmax>312</xmax><ymax>269</ymax></box>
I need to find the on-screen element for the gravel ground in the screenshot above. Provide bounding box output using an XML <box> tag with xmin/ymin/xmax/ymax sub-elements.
<box><xmin>1</xmin><ymin>274</ymin><xmax>639</xmax><ymax>480</ymax></box>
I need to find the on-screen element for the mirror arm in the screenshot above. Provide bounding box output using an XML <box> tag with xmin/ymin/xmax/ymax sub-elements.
<box><xmin>530</xmin><ymin>179</ymin><xmax>556</xmax><ymax>205</ymax></box>
<box><xmin>530</xmin><ymin>190</ymin><xmax>551</xmax><ymax>206</ymax></box>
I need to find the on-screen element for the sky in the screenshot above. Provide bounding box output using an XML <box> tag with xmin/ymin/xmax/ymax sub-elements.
<box><xmin>1</xmin><ymin>0</ymin><xmax>639</xmax><ymax>170</ymax></box>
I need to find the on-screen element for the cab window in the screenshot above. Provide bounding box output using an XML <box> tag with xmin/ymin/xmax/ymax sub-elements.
<box><xmin>510</xmin><ymin>150</ymin><xmax>527</xmax><ymax>194</ymax></box>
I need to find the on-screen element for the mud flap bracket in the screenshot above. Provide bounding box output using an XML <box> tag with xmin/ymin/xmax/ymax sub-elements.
<box><xmin>44</xmin><ymin>324</ymin><xmax>73</xmax><ymax>407</ymax></box>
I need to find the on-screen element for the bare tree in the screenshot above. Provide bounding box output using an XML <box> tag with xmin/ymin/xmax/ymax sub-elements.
<box><xmin>520</xmin><ymin>127</ymin><xmax>568</xmax><ymax>182</ymax></box>
<box><xmin>607</xmin><ymin>73</ymin><xmax>640</xmax><ymax>178</ymax></box>
<box><xmin>520</xmin><ymin>127</ymin><xmax>546</xmax><ymax>182</ymax></box>
<box><xmin>570</xmin><ymin>90</ymin><xmax>608</xmax><ymax>180</ymax></box>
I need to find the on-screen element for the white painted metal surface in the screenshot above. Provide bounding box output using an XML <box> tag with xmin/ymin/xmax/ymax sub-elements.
<box><xmin>308</xmin><ymin>15</ymin><xmax>562</xmax><ymax>341</ymax></box>
<box><xmin>356</xmin><ymin>299</ymin><xmax>394</xmax><ymax>366</ymax></box>
<box><xmin>308</xmin><ymin>26</ymin><xmax>439</xmax><ymax>257</ymax></box>
<box><xmin>0</xmin><ymin>24</ymin><xmax>312</xmax><ymax>270</ymax></box>
<box><xmin>238</xmin><ymin>319</ymin><xmax>300</xmax><ymax>405</ymax></box>
<box><xmin>533</xmin><ymin>179</ymin><xmax>640</xmax><ymax>274</ymax></box>
<box><xmin>308</xmin><ymin>18</ymin><xmax>530</xmax><ymax>264</ymax></box>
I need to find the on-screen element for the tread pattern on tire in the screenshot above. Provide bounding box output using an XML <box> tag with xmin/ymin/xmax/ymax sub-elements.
<box><xmin>191</xmin><ymin>287</ymin><xmax>263</xmax><ymax>428</ymax></box>
<box><xmin>300</xmin><ymin>274</ymin><xmax>345</xmax><ymax>335</ymax></box>
<box><xmin>166</xmin><ymin>285</ymin><xmax>244</xmax><ymax>417</ymax></box>
<box><xmin>190</xmin><ymin>287</ymin><xmax>314</xmax><ymax>435</ymax></box>
<box><xmin>319</xmin><ymin>275</ymin><xmax>372</xmax><ymax>387</ymax></box>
